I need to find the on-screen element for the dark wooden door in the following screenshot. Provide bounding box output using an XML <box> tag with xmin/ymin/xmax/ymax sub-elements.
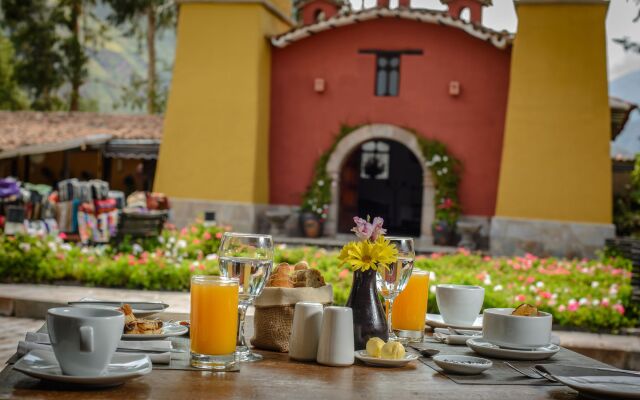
<box><xmin>338</xmin><ymin>140</ymin><xmax>422</xmax><ymax>236</ymax></box>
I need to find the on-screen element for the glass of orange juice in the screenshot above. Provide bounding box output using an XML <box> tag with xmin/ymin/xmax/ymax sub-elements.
<box><xmin>190</xmin><ymin>275</ymin><xmax>239</xmax><ymax>370</ymax></box>
<box><xmin>392</xmin><ymin>270</ymin><xmax>430</xmax><ymax>343</ymax></box>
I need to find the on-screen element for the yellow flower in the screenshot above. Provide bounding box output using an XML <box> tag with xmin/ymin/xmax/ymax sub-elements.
<box><xmin>338</xmin><ymin>236</ymin><xmax>398</xmax><ymax>272</ymax></box>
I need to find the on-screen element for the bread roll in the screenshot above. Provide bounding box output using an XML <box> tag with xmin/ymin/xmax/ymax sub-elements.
<box><xmin>294</xmin><ymin>261</ymin><xmax>309</xmax><ymax>271</ymax></box>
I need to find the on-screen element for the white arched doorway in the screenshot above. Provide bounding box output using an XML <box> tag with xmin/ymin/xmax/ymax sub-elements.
<box><xmin>325</xmin><ymin>124</ymin><xmax>435</xmax><ymax>244</ymax></box>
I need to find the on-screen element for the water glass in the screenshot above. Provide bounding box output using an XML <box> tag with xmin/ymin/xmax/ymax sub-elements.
<box><xmin>218</xmin><ymin>232</ymin><xmax>274</xmax><ymax>362</ymax></box>
<box><xmin>376</xmin><ymin>237</ymin><xmax>414</xmax><ymax>342</ymax></box>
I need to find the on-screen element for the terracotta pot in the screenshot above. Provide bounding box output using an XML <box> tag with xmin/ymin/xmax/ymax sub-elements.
<box><xmin>432</xmin><ymin>220</ymin><xmax>456</xmax><ymax>246</ymax></box>
<box><xmin>299</xmin><ymin>211</ymin><xmax>323</xmax><ymax>238</ymax></box>
<box><xmin>345</xmin><ymin>269</ymin><xmax>388</xmax><ymax>350</ymax></box>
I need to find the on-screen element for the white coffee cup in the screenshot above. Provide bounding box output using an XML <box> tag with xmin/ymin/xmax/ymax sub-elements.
<box><xmin>435</xmin><ymin>284</ymin><xmax>485</xmax><ymax>326</ymax></box>
<box><xmin>316</xmin><ymin>306</ymin><xmax>354</xmax><ymax>367</ymax></box>
<box><xmin>47</xmin><ymin>307</ymin><xmax>124</xmax><ymax>376</ymax></box>
<box><xmin>289</xmin><ymin>302</ymin><xmax>324</xmax><ymax>361</ymax></box>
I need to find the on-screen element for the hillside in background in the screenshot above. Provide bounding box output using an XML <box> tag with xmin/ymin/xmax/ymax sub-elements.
<box><xmin>77</xmin><ymin>4</ymin><xmax>175</xmax><ymax>113</ymax></box>
<box><xmin>611</xmin><ymin>68</ymin><xmax>640</xmax><ymax>159</ymax></box>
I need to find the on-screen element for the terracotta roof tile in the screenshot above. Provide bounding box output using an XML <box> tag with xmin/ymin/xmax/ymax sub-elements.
<box><xmin>272</xmin><ymin>8</ymin><xmax>513</xmax><ymax>49</ymax></box>
<box><xmin>0</xmin><ymin>112</ymin><xmax>163</xmax><ymax>152</ymax></box>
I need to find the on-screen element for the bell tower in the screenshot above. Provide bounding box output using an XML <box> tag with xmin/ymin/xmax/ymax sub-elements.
<box><xmin>492</xmin><ymin>0</ymin><xmax>613</xmax><ymax>257</ymax></box>
<box><xmin>154</xmin><ymin>0</ymin><xmax>294</xmax><ymax>229</ymax></box>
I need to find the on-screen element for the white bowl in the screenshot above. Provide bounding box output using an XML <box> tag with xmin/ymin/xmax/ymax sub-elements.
<box><xmin>482</xmin><ymin>308</ymin><xmax>552</xmax><ymax>350</ymax></box>
<box><xmin>432</xmin><ymin>355</ymin><xmax>492</xmax><ymax>375</ymax></box>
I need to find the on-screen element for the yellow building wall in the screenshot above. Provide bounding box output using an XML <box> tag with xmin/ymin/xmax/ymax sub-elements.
<box><xmin>495</xmin><ymin>1</ymin><xmax>611</xmax><ymax>224</ymax></box>
<box><xmin>154</xmin><ymin>1</ymin><xmax>291</xmax><ymax>203</ymax></box>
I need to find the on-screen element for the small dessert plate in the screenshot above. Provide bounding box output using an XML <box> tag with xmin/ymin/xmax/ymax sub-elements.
<box><xmin>426</xmin><ymin>313</ymin><xmax>483</xmax><ymax>330</ymax></box>
<box><xmin>121</xmin><ymin>321</ymin><xmax>189</xmax><ymax>340</ymax></box>
<box><xmin>467</xmin><ymin>338</ymin><xmax>560</xmax><ymax>361</ymax></box>
<box><xmin>432</xmin><ymin>355</ymin><xmax>492</xmax><ymax>375</ymax></box>
<box><xmin>13</xmin><ymin>350</ymin><xmax>152</xmax><ymax>387</ymax></box>
<box><xmin>354</xmin><ymin>350</ymin><xmax>419</xmax><ymax>367</ymax></box>
<box><xmin>69</xmin><ymin>301</ymin><xmax>169</xmax><ymax>318</ymax></box>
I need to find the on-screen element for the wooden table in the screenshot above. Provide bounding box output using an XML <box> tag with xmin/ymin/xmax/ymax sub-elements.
<box><xmin>0</xmin><ymin>315</ymin><xmax>589</xmax><ymax>400</ymax></box>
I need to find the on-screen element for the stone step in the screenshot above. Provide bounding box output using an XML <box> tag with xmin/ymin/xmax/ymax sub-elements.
<box><xmin>0</xmin><ymin>283</ymin><xmax>190</xmax><ymax>318</ymax></box>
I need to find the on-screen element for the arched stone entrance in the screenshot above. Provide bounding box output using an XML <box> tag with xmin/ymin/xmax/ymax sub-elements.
<box><xmin>325</xmin><ymin>124</ymin><xmax>435</xmax><ymax>244</ymax></box>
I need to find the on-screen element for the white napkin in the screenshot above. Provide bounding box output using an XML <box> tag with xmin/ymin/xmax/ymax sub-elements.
<box><xmin>18</xmin><ymin>332</ymin><xmax>173</xmax><ymax>364</ymax></box>
<box><xmin>433</xmin><ymin>328</ymin><xmax>481</xmax><ymax>345</ymax></box>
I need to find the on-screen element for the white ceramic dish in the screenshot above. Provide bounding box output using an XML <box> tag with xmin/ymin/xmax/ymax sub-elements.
<box><xmin>466</xmin><ymin>337</ymin><xmax>559</xmax><ymax>361</ymax></box>
<box><xmin>426</xmin><ymin>313</ymin><xmax>483</xmax><ymax>330</ymax></box>
<box><xmin>432</xmin><ymin>355</ymin><xmax>492</xmax><ymax>375</ymax></box>
<box><xmin>69</xmin><ymin>301</ymin><xmax>169</xmax><ymax>318</ymax></box>
<box><xmin>546</xmin><ymin>374</ymin><xmax>640</xmax><ymax>399</ymax></box>
<box><xmin>121</xmin><ymin>321</ymin><xmax>189</xmax><ymax>340</ymax></box>
<box><xmin>435</xmin><ymin>284</ymin><xmax>485</xmax><ymax>327</ymax></box>
<box><xmin>13</xmin><ymin>350</ymin><xmax>152</xmax><ymax>387</ymax></box>
<box><xmin>483</xmin><ymin>308</ymin><xmax>552</xmax><ymax>349</ymax></box>
<box><xmin>354</xmin><ymin>350</ymin><xmax>418</xmax><ymax>368</ymax></box>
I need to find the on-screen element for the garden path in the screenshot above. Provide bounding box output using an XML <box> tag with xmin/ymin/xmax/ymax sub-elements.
<box><xmin>0</xmin><ymin>283</ymin><xmax>190</xmax><ymax>316</ymax></box>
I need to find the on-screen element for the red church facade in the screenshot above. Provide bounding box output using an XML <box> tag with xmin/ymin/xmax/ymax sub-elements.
<box><xmin>269</xmin><ymin>8</ymin><xmax>511</xmax><ymax>225</ymax></box>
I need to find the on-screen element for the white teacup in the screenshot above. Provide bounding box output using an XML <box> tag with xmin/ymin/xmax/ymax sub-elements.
<box><xmin>47</xmin><ymin>307</ymin><xmax>124</xmax><ymax>376</ymax></box>
<box><xmin>435</xmin><ymin>284</ymin><xmax>484</xmax><ymax>326</ymax></box>
<box><xmin>483</xmin><ymin>308</ymin><xmax>552</xmax><ymax>349</ymax></box>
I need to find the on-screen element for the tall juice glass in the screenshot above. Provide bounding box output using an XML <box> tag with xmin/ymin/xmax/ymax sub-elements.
<box><xmin>190</xmin><ymin>275</ymin><xmax>239</xmax><ymax>370</ymax></box>
<box><xmin>392</xmin><ymin>270</ymin><xmax>430</xmax><ymax>343</ymax></box>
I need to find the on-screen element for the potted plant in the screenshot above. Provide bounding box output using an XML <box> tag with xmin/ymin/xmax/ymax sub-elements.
<box><xmin>432</xmin><ymin>197</ymin><xmax>460</xmax><ymax>246</ymax></box>
<box><xmin>300</xmin><ymin>169</ymin><xmax>331</xmax><ymax>238</ymax></box>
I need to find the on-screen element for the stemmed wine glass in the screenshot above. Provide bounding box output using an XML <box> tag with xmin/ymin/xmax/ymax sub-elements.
<box><xmin>376</xmin><ymin>237</ymin><xmax>415</xmax><ymax>343</ymax></box>
<box><xmin>218</xmin><ymin>232</ymin><xmax>274</xmax><ymax>362</ymax></box>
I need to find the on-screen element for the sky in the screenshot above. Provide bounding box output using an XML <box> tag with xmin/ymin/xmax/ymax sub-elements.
<box><xmin>349</xmin><ymin>0</ymin><xmax>640</xmax><ymax>81</ymax></box>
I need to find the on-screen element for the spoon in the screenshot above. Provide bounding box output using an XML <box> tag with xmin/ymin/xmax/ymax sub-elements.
<box><xmin>413</xmin><ymin>347</ymin><xmax>440</xmax><ymax>357</ymax></box>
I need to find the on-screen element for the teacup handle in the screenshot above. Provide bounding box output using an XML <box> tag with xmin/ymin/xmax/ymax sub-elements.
<box><xmin>79</xmin><ymin>326</ymin><xmax>94</xmax><ymax>352</ymax></box>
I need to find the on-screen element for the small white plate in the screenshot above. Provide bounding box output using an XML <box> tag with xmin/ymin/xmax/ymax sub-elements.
<box><xmin>69</xmin><ymin>301</ymin><xmax>169</xmax><ymax>318</ymax></box>
<box><xmin>354</xmin><ymin>350</ymin><xmax>419</xmax><ymax>367</ymax></box>
<box><xmin>426</xmin><ymin>313</ymin><xmax>483</xmax><ymax>330</ymax></box>
<box><xmin>467</xmin><ymin>338</ymin><xmax>559</xmax><ymax>361</ymax></box>
<box><xmin>432</xmin><ymin>355</ymin><xmax>492</xmax><ymax>375</ymax></box>
<box><xmin>13</xmin><ymin>350</ymin><xmax>152</xmax><ymax>387</ymax></box>
<box><xmin>121</xmin><ymin>321</ymin><xmax>189</xmax><ymax>340</ymax></box>
<box><xmin>551</xmin><ymin>375</ymin><xmax>640</xmax><ymax>399</ymax></box>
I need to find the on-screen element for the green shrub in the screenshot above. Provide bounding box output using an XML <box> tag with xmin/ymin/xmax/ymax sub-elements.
<box><xmin>0</xmin><ymin>224</ymin><xmax>636</xmax><ymax>332</ymax></box>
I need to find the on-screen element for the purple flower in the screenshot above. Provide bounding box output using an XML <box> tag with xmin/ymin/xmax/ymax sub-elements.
<box><xmin>370</xmin><ymin>217</ymin><xmax>386</xmax><ymax>240</ymax></box>
<box><xmin>351</xmin><ymin>216</ymin><xmax>386</xmax><ymax>241</ymax></box>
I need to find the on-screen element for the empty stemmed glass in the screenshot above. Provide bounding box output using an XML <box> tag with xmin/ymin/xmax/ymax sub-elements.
<box><xmin>376</xmin><ymin>237</ymin><xmax>415</xmax><ymax>343</ymax></box>
<box><xmin>218</xmin><ymin>232</ymin><xmax>274</xmax><ymax>362</ymax></box>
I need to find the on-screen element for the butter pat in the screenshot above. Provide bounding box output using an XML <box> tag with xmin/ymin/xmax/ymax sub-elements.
<box><xmin>366</xmin><ymin>337</ymin><xmax>385</xmax><ymax>358</ymax></box>
<box><xmin>381</xmin><ymin>341</ymin><xmax>406</xmax><ymax>360</ymax></box>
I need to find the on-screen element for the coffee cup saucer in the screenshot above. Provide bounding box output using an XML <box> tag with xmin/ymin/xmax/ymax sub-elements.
<box><xmin>425</xmin><ymin>313</ymin><xmax>483</xmax><ymax>331</ymax></box>
<box><xmin>13</xmin><ymin>349</ymin><xmax>152</xmax><ymax>387</ymax></box>
<box><xmin>466</xmin><ymin>337</ymin><xmax>559</xmax><ymax>361</ymax></box>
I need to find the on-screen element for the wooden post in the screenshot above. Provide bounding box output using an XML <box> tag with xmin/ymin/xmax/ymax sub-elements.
<box><xmin>62</xmin><ymin>150</ymin><xmax>70</xmax><ymax>180</ymax></box>
<box><xmin>24</xmin><ymin>155</ymin><xmax>30</xmax><ymax>182</ymax></box>
<box><xmin>96</xmin><ymin>149</ymin><xmax>103</xmax><ymax>180</ymax></box>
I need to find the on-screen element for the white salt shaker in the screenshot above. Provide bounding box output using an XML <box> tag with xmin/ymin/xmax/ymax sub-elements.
<box><xmin>289</xmin><ymin>302</ymin><xmax>324</xmax><ymax>361</ymax></box>
<box><xmin>316</xmin><ymin>306</ymin><xmax>354</xmax><ymax>367</ymax></box>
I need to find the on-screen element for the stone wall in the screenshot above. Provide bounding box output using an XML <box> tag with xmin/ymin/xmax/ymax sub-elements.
<box><xmin>490</xmin><ymin>216</ymin><xmax>615</xmax><ymax>259</ymax></box>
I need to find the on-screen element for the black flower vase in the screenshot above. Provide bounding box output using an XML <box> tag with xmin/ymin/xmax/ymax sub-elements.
<box><xmin>345</xmin><ymin>269</ymin><xmax>388</xmax><ymax>350</ymax></box>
